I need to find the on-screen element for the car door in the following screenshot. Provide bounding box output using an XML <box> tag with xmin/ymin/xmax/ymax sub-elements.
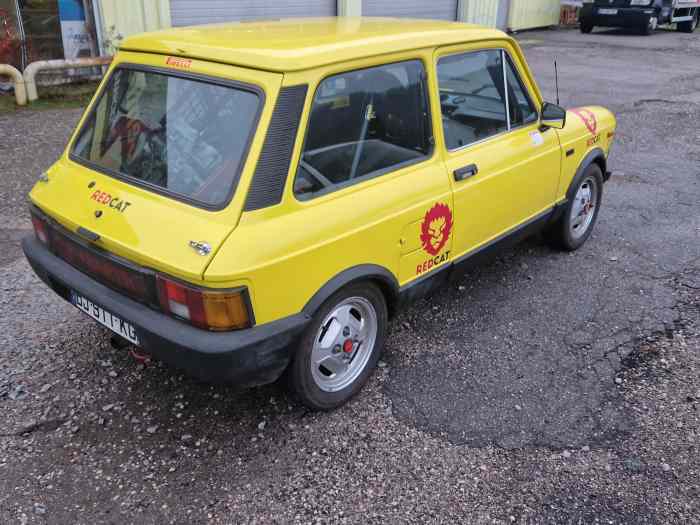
<box><xmin>434</xmin><ymin>43</ymin><xmax>561</xmax><ymax>262</ymax></box>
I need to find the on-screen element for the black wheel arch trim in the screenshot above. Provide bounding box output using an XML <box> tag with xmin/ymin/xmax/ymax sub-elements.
<box><xmin>302</xmin><ymin>264</ymin><xmax>400</xmax><ymax>318</ymax></box>
<box><xmin>569</xmin><ymin>148</ymin><xmax>607</xmax><ymax>200</ymax></box>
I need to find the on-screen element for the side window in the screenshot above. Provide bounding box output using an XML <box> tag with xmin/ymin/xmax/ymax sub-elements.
<box><xmin>294</xmin><ymin>60</ymin><xmax>432</xmax><ymax>199</ymax></box>
<box><xmin>437</xmin><ymin>49</ymin><xmax>507</xmax><ymax>150</ymax></box>
<box><xmin>505</xmin><ymin>56</ymin><xmax>538</xmax><ymax>127</ymax></box>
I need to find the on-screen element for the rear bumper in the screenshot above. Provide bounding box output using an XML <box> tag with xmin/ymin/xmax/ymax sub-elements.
<box><xmin>22</xmin><ymin>236</ymin><xmax>310</xmax><ymax>386</ymax></box>
<box><xmin>581</xmin><ymin>5</ymin><xmax>658</xmax><ymax>27</ymax></box>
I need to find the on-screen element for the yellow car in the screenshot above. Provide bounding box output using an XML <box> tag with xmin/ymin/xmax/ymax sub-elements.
<box><xmin>23</xmin><ymin>18</ymin><xmax>616</xmax><ymax>410</ymax></box>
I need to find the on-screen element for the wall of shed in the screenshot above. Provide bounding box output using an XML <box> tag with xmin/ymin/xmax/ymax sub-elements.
<box><xmin>458</xmin><ymin>0</ymin><xmax>501</xmax><ymax>28</ymax></box>
<box><xmin>96</xmin><ymin>0</ymin><xmax>171</xmax><ymax>53</ymax></box>
<box><xmin>507</xmin><ymin>0</ymin><xmax>560</xmax><ymax>31</ymax></box>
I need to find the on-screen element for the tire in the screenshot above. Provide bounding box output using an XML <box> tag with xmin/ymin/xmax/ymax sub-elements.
<box><xmin>580</xmin><ymin>22</ymin><xmax>594</xmax><ymax>34</ymax></box>
<box><xmin>677</xmin><ymin>11</ymin><xmax>699</xmax><ymax>33</ymax></box>
<box><xmin>546</xmin><ymin>163</ymin><xmax>604</xmax><ymax>252</ymax></box>
<box><xmin>641</xmin><ymin>16</ymin><xmax>658</xmax><ymax>35</ymax></box>
<box><xmin>287</xmin><ymin>282</ymin><xmax>388</xmax><ymax>411</ymax></box>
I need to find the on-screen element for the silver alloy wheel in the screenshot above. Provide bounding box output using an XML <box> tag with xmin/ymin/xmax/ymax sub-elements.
<box><xmin>310</xmin><ymin>297</ymin><xmax>378</xmax><ymax>392</ymax></box>
<box><xmin>569</xmin><ymin>175</ymin><xmax>598</xmax><ymax>240</ymax></box>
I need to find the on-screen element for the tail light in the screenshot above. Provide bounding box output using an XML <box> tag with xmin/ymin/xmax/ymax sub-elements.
<box><xmin>31</xmin><ymin>214</ymin><xmax>49</xmax><ymax>245</ymax></box>
<box><xmin>156</xmin><ymin>276</ymin><xmax>252</xmax><ymax>331</ymax></box>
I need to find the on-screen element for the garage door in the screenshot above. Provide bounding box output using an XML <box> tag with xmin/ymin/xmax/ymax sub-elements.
<box><xmin>363</xmin><ymin>0</ymin><xmax>458</xmax><ymax>20</ymax></box>
<box><xmin>171</xmin><ymin>0</ymin><xmax>336</xmax><ymax>26</ymax></box>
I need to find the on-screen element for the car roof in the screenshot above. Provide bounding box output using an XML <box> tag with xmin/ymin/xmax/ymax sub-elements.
<box><xmin>120</xmin><ymin>17</ymin><xmax>508</xmax><ymax>73</ymax></box>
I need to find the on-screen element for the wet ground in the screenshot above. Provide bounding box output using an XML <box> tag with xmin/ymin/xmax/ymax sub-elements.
<box><xmin>1</xmin><ymin>27</ymin><xmax>699</xmax><ymax>524</ymax></box>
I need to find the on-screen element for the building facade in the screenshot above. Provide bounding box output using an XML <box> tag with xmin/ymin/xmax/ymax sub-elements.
<box><xmin>96</xmin><ymin>0</ymin><xmax>563</xmax><ymax>52</ymax></box>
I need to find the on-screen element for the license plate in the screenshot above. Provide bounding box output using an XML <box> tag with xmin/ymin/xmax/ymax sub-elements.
<box><xmin>598</xmin><ymin>8</ymin><xmax>618</xmax><ymax>15</ymax></box>
<box><xmin>71</xmin><ymin>291</ymin><xmax>139</xmax><ymax>345</ymax></box>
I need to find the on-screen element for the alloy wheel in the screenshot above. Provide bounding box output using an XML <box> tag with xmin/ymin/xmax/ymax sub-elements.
<box><xmin>310</xmin><ymin>297</ymin><xmax>378</xmax><ymax>392</ymax></box>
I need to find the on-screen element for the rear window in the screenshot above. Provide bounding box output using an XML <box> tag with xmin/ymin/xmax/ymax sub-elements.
<box><xmin>71</xmin><ymin>67</ymin><xmax>261</xmax><ymax>208</ymax></box>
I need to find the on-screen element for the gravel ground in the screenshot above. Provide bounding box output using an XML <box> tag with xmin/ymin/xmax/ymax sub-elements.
<box><xmin>1</xmin><ymin>28</ymin><xmax>699</xmax><ymax>524</ymax></box>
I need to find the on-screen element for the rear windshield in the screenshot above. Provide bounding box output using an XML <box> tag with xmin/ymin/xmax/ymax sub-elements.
<box><xmin>71</xmin><ymin>67</ymin><xmax>261</xmax><ymax>208</ymax></box>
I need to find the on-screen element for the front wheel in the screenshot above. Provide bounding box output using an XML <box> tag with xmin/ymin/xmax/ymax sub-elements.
<box><xmin>288</xmin><ymin>282</ymin><xmax>388</xmax><ymax>411</ymax></box>
<box><xmin>546</xmin><ymin>163</ymin><xmax>604</xmax><ymax>252</ymax></box>
<box><xmin>580</xmin><ymin>20</ymin><xmax>594</xmax><ymax>33</ymax></box>
<box><xmin>677</xmin><ymin>11</ymin><xmax>699</xmax><ymax>33</ymax></box>
<box><xmin>641</xmin><ymin>15</ymin><xmax>658</xmax><ymax>35</ymax></box>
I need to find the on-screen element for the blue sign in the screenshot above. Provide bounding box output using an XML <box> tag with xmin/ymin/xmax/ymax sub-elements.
<box><xmin>57</xmin><ymin>0</ymin><xmax>86</xmax><ymax>22</ymax></box>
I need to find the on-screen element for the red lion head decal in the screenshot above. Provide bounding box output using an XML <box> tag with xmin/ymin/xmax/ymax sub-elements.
<box><xmin>420</xmin><ymin>203</ymin><xmax>453</xmax><ymax>256</ymax></box>
<box><xmin>571</xmin><ymin>108</ymin><xmax>598</xmax><ymax>136</ymax></box>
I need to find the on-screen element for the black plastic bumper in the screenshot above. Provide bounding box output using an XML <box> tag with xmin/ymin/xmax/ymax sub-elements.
<box><xmin>22</xmin><ymin>236</ymin><xmax>310</xmax><ymax>386</ymax></box>
<box><xmin>581</xmin><ymin>5</ymin><xmax>657</xmax><ymax>27</ymax></box>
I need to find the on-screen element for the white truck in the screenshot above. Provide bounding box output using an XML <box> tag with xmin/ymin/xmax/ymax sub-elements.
<box><xmin>580</xmin><ymin>0</ymin><xmax>700</xmax><ymax>35</ymax></box>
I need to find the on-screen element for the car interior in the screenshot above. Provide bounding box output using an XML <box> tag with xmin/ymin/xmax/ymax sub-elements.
<box><xmin>294</xmin><ymin>61</ymin><xmax>432</xmax><ymax>198</ymax></box>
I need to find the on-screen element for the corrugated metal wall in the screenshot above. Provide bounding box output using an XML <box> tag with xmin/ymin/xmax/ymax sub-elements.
<box><xmin>170</xmin><ymin>0</ymin><xmax>336</xmax><ymax>26</ymax></box>
<box><xmin>458</xmin><ymin>0</ymin><xmax>501</xmax><ymax>28</ymax></box>
<box><xmin>508</xmin><ymin>0</ymin><xmax>560</xmax><ymax>31</ymax></box>
<box><xmin>363</xmin><ymin>0</ymin><xmax>459</xmax><ymax>21</ymax></box>
<box><xmin>98</xmin><ymin>0</ymin><xmax>171</xmax><ymax>47</ymax></box>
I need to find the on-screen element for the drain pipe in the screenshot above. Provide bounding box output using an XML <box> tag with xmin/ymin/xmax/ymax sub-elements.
<box><xmin>0</xmin><ymin>64</ymin><xmax>27</xmax><ymax>106</ymax></box>
<box><xmin>23</xmin><ymin>56</ymin><xmax>113</xmax><ymax>103</ymax></box>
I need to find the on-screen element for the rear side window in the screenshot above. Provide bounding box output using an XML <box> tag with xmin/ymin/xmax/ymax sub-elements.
<box><xmin>294</xmin><ymin>60</ymin><xmax>432</xmax><ymax>199</ymax></box>
<box><xmin>72</xmin><ymin>67</ymin><xmax>260</xmax><ymax>209</ymax></box>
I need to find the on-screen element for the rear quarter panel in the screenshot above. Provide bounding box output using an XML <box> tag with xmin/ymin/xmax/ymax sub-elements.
<box><xmin>205</xmin><ymin>48</ymin><xmax>454</xmax><ymax>325</ymax></box>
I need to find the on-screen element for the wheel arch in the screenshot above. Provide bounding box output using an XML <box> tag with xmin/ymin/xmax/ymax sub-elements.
<box><xmin>302</xmin><ymin>264</ymin><xmax>400</xmax><ymax>319</ymax></box>
<box><xmin>568</xmin><ymin>147</ymin><xmax>606</xmax><ymax>200</ymax></box>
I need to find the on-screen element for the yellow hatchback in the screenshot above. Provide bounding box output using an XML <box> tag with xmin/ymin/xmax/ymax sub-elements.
<box><xmin>23</xmin><ymin>18</ymin><xmax>617</xmax><ymax>410</ymax></box>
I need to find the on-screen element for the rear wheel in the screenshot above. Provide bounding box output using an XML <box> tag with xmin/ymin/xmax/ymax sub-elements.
<box><xmin>288</xmin><ymin>282</ymin><xmax>387</xmax><ymax>411</ymax></box>
<box><xmin>546</xmin><ymin>163</ymin><xmax>604</xmax><ymax>252</ymax></box>
<box><xmin>677</xmin><ymin>11</ymin><xmax>699</xmax><ymax>33</ymax></box>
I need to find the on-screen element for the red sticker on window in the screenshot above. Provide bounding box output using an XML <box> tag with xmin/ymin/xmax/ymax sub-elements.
<box><xmin>166</xmin><ymin>56</ymin><xmax>192</xmax><ymax>69</ymax></box>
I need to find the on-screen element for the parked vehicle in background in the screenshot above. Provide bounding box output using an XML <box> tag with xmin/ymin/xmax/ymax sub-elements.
<box><xmin>23</xmin><ymin>18</ymin><xmax>617</xmax><ymax>410</ymax></box>
<box><xmin>580</xmin><ymin>0</ymin><xmax>699</xmax><ymax>35</ymax></box>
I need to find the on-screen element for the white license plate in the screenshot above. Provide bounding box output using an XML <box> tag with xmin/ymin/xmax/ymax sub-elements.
<box><xmin>71</xmin><ymin>292</ymin><xmax>139</xmax><ymax>345</ymax></box>
<box><xmin>598</xmin><ymin>8</ymin><xmax>618</xmax><ymax>15</ymax></box>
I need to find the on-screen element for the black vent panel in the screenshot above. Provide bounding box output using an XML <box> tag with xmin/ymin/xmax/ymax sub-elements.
<box><xmin>244</xmin><ymin>84</ymin><xmax>308</xmax><ymax>211</ymax></box>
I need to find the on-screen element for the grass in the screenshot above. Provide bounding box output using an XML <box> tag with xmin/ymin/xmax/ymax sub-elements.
<box><xmin>0</xmin><ymin>80</ymin><xmax>99</xmax><ymax>114</ymax></box>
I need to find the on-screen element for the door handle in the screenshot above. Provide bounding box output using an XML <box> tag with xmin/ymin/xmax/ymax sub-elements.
<box><xmin>454</xmin><ymin>164</ymin><xmax>478</xmax><ymax>182</ymax></box>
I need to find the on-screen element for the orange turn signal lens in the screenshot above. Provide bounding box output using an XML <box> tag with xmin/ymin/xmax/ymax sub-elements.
<box><xmin>202</xmin><ymin>291</ymin><xmax>250</xmax><ymax>331</ymax></box>
<box><xmin>157</xmin><ymin>275</ymin><xmax>252</xmax><ymax>331</ymax></box>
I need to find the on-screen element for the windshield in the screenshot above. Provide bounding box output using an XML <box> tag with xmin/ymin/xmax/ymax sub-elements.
<box><xmin>71</xmin><ymin>67</ymin><xmax>261</xmax><ymax>208</ymax></box>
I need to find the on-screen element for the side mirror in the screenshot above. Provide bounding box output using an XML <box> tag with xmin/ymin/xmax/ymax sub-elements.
<box><xmin>541</xmin><ymin>102</ymin><xmax>567</xmax><ymax>130</ymax></box>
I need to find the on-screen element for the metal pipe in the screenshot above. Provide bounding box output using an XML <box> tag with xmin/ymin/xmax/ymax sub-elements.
<box><xmin>23</xmin><ymin>56</ymin><xmax>112</xmax><ymax>102</ymax></box>
<box><xmin>92</xmin><ymin>0</ymin><xmax>106</xmax><ymax>57</ymax></box>
<box><xmin>0</xmin><ymin>63</ymin><xmax>27</xmax><ymax>106</ymax></box>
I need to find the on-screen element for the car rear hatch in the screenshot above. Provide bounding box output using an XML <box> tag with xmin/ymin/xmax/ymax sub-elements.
<box><xmin>29</xmin><ymin>52</ymin><xmax>281</xmax><ymax>284</ymax></box>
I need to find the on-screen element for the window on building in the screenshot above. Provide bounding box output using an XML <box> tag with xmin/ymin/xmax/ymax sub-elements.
<box><xmin>294</xmin><ymin>60</ymin><xmax>432</xmax><ymax>199</ymax></box>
